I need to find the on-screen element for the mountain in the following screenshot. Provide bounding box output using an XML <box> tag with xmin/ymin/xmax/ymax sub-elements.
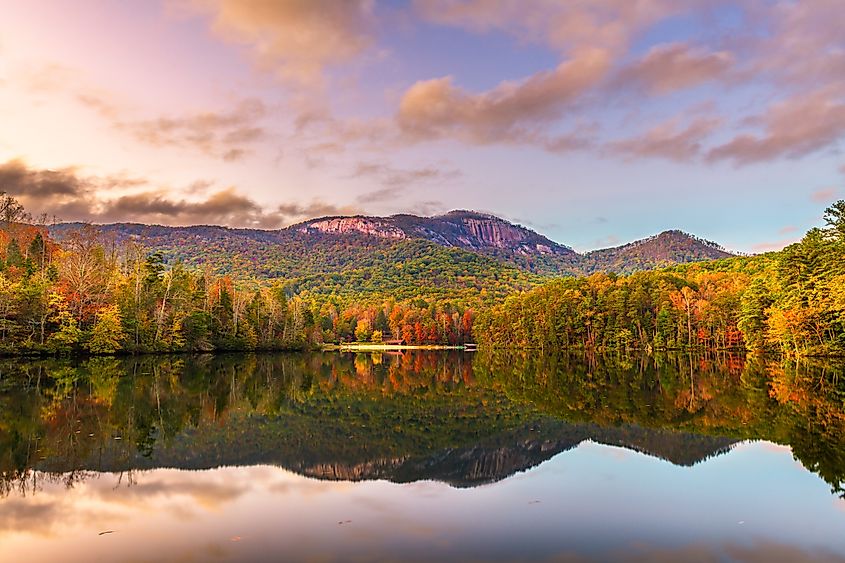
<box><xmin>582</xmin><ymin>229</ymin><xmax>733</xmax><ymax>274</ymax></box>
<box><xmin>295</xmin><ymin>210</ymin><xmax>576</xmax><ymax>258</ymax></box>
<box><xmin>48</xmin><ymin>212</ymin><xmax>734</xmax><ymax>293</ymax></box>
<box><xmin>34</xmin><ymin>413</ymin><xmax>737</xmax><ymax>489</ymax></box>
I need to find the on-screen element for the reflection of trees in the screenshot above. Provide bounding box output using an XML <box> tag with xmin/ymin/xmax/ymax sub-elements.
<box><xmin>767</xmin><ymin>360</ymin><xmax>845</xmax><ymax>497</ymax></box>
<box><xmin>475</xmin><ymin>350</ymin><xmax>845</xmax><ymax>497</ymax></box>
<box><xmin>0</xmin><ymin>352</ymin><xmax>487</xmax><ymax>494</ymax></box>
<box><xmin>0</xmin><ymin>351</ymin><xmax>843</xmax><ymax>496</ymax></box>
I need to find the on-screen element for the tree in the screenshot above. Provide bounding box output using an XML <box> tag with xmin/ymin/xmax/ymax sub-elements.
<box><xmin>60</xmin><ymin>226</ymin><xmax>110</xmax><ymax>322</ymax></box>
<box><xmin>88</xmin><ymin>305</ymin><xmax>126</xmax><ymax>354</ymax></box>
<box><xmin>0</xmin><ymin>193</ymin><xmax>29</xmax><ymax>227</ymax></box>
<box><xmin>28</xmin><ymin>233</ymin><xmax>46</xmax><ymax>271</ymax></box>
<box><xmin>373</xmin><ymin>309</ymin><xmax>389</xmax><ymax>333</ymax></box>
<box><xmin>824</xmin><ymin>200</ymin><xmax>845</xmax><ymax>242</ymax></box>
<box><xmin>5</xmin><ymin>239</ymin><xmax>24</xmax><ymax>268</ymax></box>
<box><xmin>355</xmin><ymin>318</ymin><xmax>372</xmax><ymax>342</ymax></box>
<box><xmin>46</xmin><ymin>292</ymin><xmax>81</xmax><ymax>352</ymax></box>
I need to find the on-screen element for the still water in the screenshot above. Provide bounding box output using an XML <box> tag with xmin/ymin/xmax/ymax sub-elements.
<box><xmin>1</xmin><ymin>352</ymin><xmax>843</xmax><ymax>562</ymax></box>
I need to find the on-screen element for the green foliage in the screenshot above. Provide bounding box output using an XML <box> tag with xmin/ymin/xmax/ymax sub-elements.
<box><xmin>46</xmin><ymin>292</ymin><xmax>81</xmax><ymax>353</ymax></box>
<box><xmin>5</xmin><ymin>239</ymin><xmax>23</xmax><ymax>268</ymax></box>
<box><xmin>87</xmin><ymin>305</ymin><xmax>125</xmax><ymax>354</ymax></box>
<box><xmin>0</xmin><ymin>220</ymin><xmax>318</xmax><ymax>355</ymax></box>
<box><xmin>6</xmin><ymin>191</ymin><xmax>845</xmax><ymax>358</ymax></box>
<box><xmin>476</xmin><ymin>201</ymin><xmax>845</xmax><ymax>357</ymax></box>
<box><xmin>1</xmin><ymin>352</ymin><xmax>843</xmax><ymax>497</ymax></box>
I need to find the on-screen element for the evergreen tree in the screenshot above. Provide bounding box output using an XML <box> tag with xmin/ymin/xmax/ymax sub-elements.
<box><xmin>5</xmin><ymin>239</ymin><xmax>23</xmax><ymax>268</ymax></box>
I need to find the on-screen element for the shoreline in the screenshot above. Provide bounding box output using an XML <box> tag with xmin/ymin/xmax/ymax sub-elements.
<box><xmin>322</xmin><ymin>344</ymin><xmax>472</xmax><ymax>352</ymax></box>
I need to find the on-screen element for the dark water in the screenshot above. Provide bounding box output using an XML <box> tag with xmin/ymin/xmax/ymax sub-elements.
<box><xmin>1</xmin><ymin>351</ymin><xmax>844</xmax><ymax>562</ymax></box>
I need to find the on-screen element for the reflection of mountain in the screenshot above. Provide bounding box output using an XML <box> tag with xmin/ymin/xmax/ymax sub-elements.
<box><xmin>3</xmin><ymin>351</ymin><xmax>843</xmax><ymax>496</ymax></box>
<box><xmin>36</xmin><ymin>415</ymin><xmax>736</xmax><ymax>488</ymax></box>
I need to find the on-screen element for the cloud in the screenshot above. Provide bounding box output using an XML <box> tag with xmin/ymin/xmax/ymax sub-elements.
<box><xmin>0</xmin><ymin>160</ymin><xmax>85</xmax><ymax>198</ymax></box>
<box><xmin>45</xmin><ymin>78</ymin><xmax>271</xmax><ymax>161</ymax></box>
<box><xmin>407</xmin><ymin>200</ymin><xmax>446</xmax><ymax>216</ymax></box>
<box><xmin>778</xmin><ymin>225</ymin><xmax>798</xmax><ymax>235</ymax></box>
<box><xmin>351</xmin><ymin>161</ymin><xmax>462</xmax><ymax>204</ymax></box>
<box><xmin>413</xmin><ymin>0</ymin><xmax>687</xmax><ymax>56</ymax></box>
<box><xmin>708</xmin><ymin>90</ymin><xmax>845</xmax><ymax>165</ymax></box>
<box><xmin>17</xmin><ymin>63</ymin><xmax>77</xmax><ymax>94</ymax></box>
<box><xmin>274</xmin><ymin>200</ymin><xmax>355</xmax><ymax>220</ymax></box>
<box><xmin>103</xmin><ymin>187</ymin><xmax>274</xmax><ymax>226</ymax></box>
<box><xmin>613</xmin><ymin>43</ymin><xmax>733</xmax><ymax>95</ymax></box>
<box><xmin>385</xmin><ymin>3</ymin><xmax>736</xmax><ymax>156</ymax></box>
<box><xmin>608</xmin><ymin>116</ymin><xmax>722</xmax><ymax>162</ymax></box>
<box><xmin>33</xmin><ymin>72</ymin><xmax>272</xmax><ymax>162</ymax></box>
<box><xmin>0</xmin><ymin>159</ymin><xmax>352</xmax><ymax>228</ymax></box>
<box><xmin>752</xmin><ymin>238</ymin><xmax>800</xmax><ymax>253</ymax></box>
<box><xmin>177</xmin><ymin>0</ymin><xmax>376</xmax><ymax>88</ymax></box>
<box><xmin>122</xmin><ymin>98</ymin><xmax>268</xmax><ymax>161</ymax></box>
<box><xmin>396</xmin><ymin>49</ymin><xmax>609</xmax><ymax>147</ymax></box>
<box><xmin>811</xmin><ymin>188</ymin><xmax>839</xmax><ymax>204</ymax></box>
<box><xmin>745</xmin><ymin>0</ymin><xmax>845</xmax><ymax>89</ymax></box>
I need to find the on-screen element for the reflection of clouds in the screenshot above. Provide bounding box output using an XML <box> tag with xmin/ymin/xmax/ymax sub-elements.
<box><xmin>92</xmin><ymin>474</ymin><xmax>249</xmax><ymax>511</ymax></box>
<box><xmin>732</xmin><ymin>441</ymin><xmax>815</xmax><ymax>476</ymax></box>
<box><xmin>585</xmin><ymin>441</ymin><xmax>633</xmax><ymax>462</ymax></box>
<box><xmin>402</xmin><ymin>481</ymin><xmax>447</xmax><ymax>500</ymax></box>
<box><xmin>3</xmin><ymin>461</ymin><xmax>845</xmax><ymax>562</ymax></box>
<box><xmin>163</xmin><ymin>541</ymin><xmax>230</xmax><ymax>563</ymax></box>
<box><xmin>0</xmin><ymin>466</ymin><xmax>311</xmax><ymax>539</ymax></box>
<box><xmin>734</xmin><ymin>440</ymin><xmax>793</xmax><ymax>455</ymax></box>
<box><xmin>0</xmin><ymin>495</ymin><xmax>127</xmax><ymax>538</ymax></box>
<box><xmin>266</xmin><ymin>476</ymin><xmax>353</xmax><ymax>497</ymax></box>
<box><xmin>536</xmin><ymin>541</ymin><xmax>845</xmax><ymax>563</ymax></box>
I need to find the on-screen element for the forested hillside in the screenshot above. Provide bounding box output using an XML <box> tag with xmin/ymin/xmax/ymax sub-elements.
<box><xmin>49</xmin><ymin>212</ymin><xmax>733</xmax><ymax>278</ymax></box>
<box><xmin>1</xmin><ymin>195</ymin><xmax>489</xmax><ymax>354</ymax></box>
<box><xmin>581</xmin><ymin>230</ymin><xmax>733</xmax><ymax>274</ymax></box>
<box><xmin>476</xmin><ymin>202</ymin><xmax>845</xmax><ymax>356</ymax></box>
<box><xmin>4</xmin><ymin>189</ymin><xmax>845</xmax><ymax>357</ymax></box>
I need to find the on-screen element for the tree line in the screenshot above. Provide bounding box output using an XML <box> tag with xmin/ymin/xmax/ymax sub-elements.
<box><xmin>3</xmin><ymin>191</ymin><xmax>845</xmax><ymax>357</ymax></box>
<box><xmin>0</xmin><ymin>193</ymin><xmax>475</xmax><ymax>354</ymax></box>
<box><xmin>475</xmin><ymin>201</ymin><xmax>845</xmax><ymax>357</ymax></box>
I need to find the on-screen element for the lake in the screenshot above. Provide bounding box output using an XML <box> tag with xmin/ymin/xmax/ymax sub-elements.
<box><xmin>1</xmin><ymin>351</ymin><xmax>844</xmax><ymax>562</ymax></box>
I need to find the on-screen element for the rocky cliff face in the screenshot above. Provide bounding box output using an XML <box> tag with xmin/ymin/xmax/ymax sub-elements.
<box><xmin>292</xmin><ymin>210</ymin><xmax>575</xmax><ymax>258</ymax></box>
<box><xmin>296</xmin><ymin>217</ymin><xmax>408</xmax><ymax>240</ymax></box>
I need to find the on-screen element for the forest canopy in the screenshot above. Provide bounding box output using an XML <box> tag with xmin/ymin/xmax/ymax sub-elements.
<box><xmin>2</xmin><ymin>191</ymin><xmax>845</xmax><ymax>357</ymax></box>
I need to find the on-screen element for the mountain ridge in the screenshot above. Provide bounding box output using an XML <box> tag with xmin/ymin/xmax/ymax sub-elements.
<box><xmin>48</xmin><ymin>210</ymin><xmax>735</xmax><ymax>280</ymax></box>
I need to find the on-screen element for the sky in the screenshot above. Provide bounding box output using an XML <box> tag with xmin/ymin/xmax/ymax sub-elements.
<box><xmin>0</xmin><ymin>0</ymin><xmax>844</xmax><ymax>253</ymax></box>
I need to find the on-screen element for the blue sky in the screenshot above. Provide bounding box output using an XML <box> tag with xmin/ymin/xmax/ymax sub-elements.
<box><xmin>1</xmin><ymin>0</ymin><xmax>843</xmax><ymax>252</ymax></box>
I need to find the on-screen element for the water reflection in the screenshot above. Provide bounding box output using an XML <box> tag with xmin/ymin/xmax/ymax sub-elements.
<box><xmin>1</xmin><ymin>351</ymin><xmax>845</xmax><ymax>561</ymax></box>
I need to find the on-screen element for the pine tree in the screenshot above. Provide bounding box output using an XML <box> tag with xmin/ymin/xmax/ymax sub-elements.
<box><xmin>5</xmin><ymin>239</ymin><xmax>23</xmax><ymax>268</ymax></box>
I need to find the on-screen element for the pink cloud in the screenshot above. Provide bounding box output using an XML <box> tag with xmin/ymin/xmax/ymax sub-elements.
<box><xmin>608</xmin><ymin>115</ymin><xmax>721</xmax><ymax>162</ymax></box>
<box><xmin>396</xmin><ymin>49</ymin><xmax>610</xmax><ymax>146</ymax></box>
<box><xmin>413</xmin><ymin>0</ymin><xmax>689</xmax><ymax>56</ymax></box>
<box><xmin>177</xmin><ymin>0</ymin><xmax>376</xmax><ymax>88</ymax></box>
<box><xmin>614</xmin><ymin>43</ymin><xmax>733</xmax><ymax>95</ymax></box>
<box><xmin>811</xmin><ymin>187</ymin><xmax>838</xmax><ymax>203</ymax></box>
<box><xmin>752</xmin><ymin>238</ymin><xmax>800</xmax><ymax>253</ymax></box>
<box><xmin>708</xmin><ymin>90</ymin><xmax>845</xmax><ymax>165</ymax></box>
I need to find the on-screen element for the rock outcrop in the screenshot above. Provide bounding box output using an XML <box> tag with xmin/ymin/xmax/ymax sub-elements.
<box><xmin>293</xmin><ymin>210</ymin><xmax>575</xmax><ymax>258</ymax></box>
